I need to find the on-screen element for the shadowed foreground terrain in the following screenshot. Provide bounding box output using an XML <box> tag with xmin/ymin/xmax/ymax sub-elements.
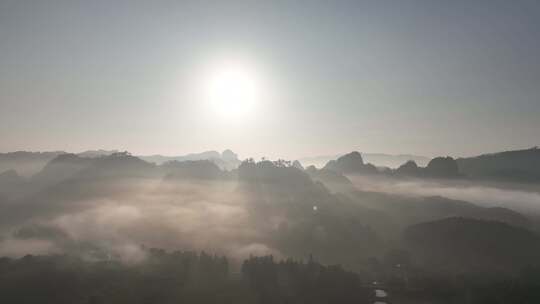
<box><xmin>3</xmin><ymin>250</ymin><xmax>540</xmax><ymax>304</ymax></box>
<box><xmin>0</xmin><ymin>250</ymin><xmax>369</xmax><ymax>304</ymax></box>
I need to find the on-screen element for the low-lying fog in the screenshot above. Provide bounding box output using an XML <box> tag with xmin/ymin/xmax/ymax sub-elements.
<box><xmin>347</xmin><ymin>175</ymin><xmax>540</xmax><ymax>215</ymax></box>
<box><xmin>0</xmin><ymin>179</ymin><xmax>277</xmax><ymax>263</ymax></box>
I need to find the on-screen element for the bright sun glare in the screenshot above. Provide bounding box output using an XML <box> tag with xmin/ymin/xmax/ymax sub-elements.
<box><xmin>205</xmin><ymin>64</ymin><xmax>260</xmax><ymax>119</ymax></box>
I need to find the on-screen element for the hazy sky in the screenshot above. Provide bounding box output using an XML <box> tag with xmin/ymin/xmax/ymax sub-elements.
<box><xmin>1</xmin><ymin>0</ymin><xmax>539</xmax><ymax>159</ymax></box>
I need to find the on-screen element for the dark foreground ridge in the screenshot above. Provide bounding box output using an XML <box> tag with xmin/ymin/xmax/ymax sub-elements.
<box><xmin>0</xmin><ymin>250</ymin><xmax>369</xmax><ymax>304</ymax></box>
<box><xmin>3</xmin><ymin>249</ymin><xmax>540</xmax><ymax>304</ymax></box>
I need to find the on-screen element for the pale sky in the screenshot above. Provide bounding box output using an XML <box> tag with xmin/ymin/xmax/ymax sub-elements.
<box><xmin>1</xmin><ymin>0</ymin><xmax>539</xmax><ymax>159</ymax></box>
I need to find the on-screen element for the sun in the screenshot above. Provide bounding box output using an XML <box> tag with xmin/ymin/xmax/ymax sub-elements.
<box><xmin>205</xmin><ymin>64</ymin><xmax>260</xmax><ymax>119</ymax></box>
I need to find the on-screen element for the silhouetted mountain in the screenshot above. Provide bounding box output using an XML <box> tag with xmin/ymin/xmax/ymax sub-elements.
<box><xmin>140</xmin><ymin>150</ymin><xmax>221</xmax><ymax>164</ymax></box>
<box><xmin>222</xmin><ymin>149</ymin><xmax>238</xmax><ymax>162</ymax></box>
<box><xmin>0</xmin><ymin>149</ymin><xmax>241</xmax><ymax>180</ymax></box>
<box><xmin>238</xmin><ymin>159</ymin><xmax>314</xmax><ymax>191</ymax></box>
<box><xmin>0</xmin><ymin>169</ymin><xmax>27</xmax><ymax>199</ymax></box>
<box><xmin>21</xmin><ymin>153</ymin><xmax>160</xmax><ymax>204</ymax></box>
<box><xmin>78</xmin><ymin>152</ymin><xmax>157</xmax><ymax>179</ymax></box>
<box><xmin>404</xmin><ymin>217</ymin><xmax>540</xmax><ymax>273</ymax></box>
<box><xmin>305</xmin><ymin>166</ymin><xmax>355</xmax><ymax>193</ymax></box>
<box><xmin>414</xmin><ymin>196</ymin><xmax>529</xmax><ymax>228</ymax></box>
<box><xmin>292</xmin><ymin>160</ymin><xmax>304</xmax><ymax>170</ymax></box>
<box><xmin>364</xmin><ymin>153</ymin><xmax>430</xmax><ymax>168</ymax></box>
<box><xmin>395</xmin><ymin>160</ymin><xmax>421</xmax><ymax>176</ymax></box>
<box><xmin>162</xmin><ymin>160</ymin><xmax>225</xmax><ymax>180</ymax></box>
<box><xmin>238</xmin><ymin>159</ymin><xmax>383</xmax><ymax>266</ymax></box>
<box><xmin>392</xmin><ymin>157</ymin><xmax>460</xmax><ymax>178</ymax></box>
<box><xmin>0</xmin><ymin>151</ymin><xmax>65</xmax><ymax>177</ymax></box>
<box><xmin>323</xmin><ymin>152</ymin><xmax>378</xmax><ymax>175</ymax></box>
<box><xmin>424</xmin><ymin>157</ymin><xmax>460</xmax><ymax>178</ymax></box>
<box><xmin>140</xmin><ymin>149</ymin><xmax>241</xmax><ymax>170</ymax></box>
<box><xmin>77</xmin><ymin>149</ymin><xmax>118</xmax><ymax>158</ymax></box>
<box><xmin>344</xmin><ymin>190</ymin><xmax>531</xmax><ymax>241</ymax></box>
<box><xmin>392</xmin><ymin>147</ymin><xmax>540</xmax><ymax>181</ymax></box>
<box><xmin>31</xmin><ymin>154</ymin><xmax>96</xmax><ymax>188</ymax></box>
<box><xmin>300</xmin><ymin>153</ymin><xmax>429</xmax><ymax>168</ymax></box>
<box><xmin>457</xmin><ymin>147</ymin><xmax>540</xmax><ymax>182</ymax></box>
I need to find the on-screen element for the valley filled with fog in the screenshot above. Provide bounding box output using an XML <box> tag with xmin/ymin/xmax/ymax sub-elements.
<box><xmin>1</xmin><ymin>149</ymin><xmax>539</xmax><ymax>265</ymax></box>
<box><xmin>1</xmin><ymin>148</ymin><xmax>540</xmax><ymax>303</ymax></box>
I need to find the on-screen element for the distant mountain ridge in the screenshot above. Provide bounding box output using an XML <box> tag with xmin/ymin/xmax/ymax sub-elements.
<box><xmin>0</xmin><ymin>151</ymin><xmax>65</xmax><ymax>177</ymax></box>
<box><xmin>323</xmin><ymin>152</ymin><xmax>379</xmax><ymax>175</ymax></box>
<box><xmin>139</xmin><ymin>149</ymin><xmax>240</xmax><ymax>170</ymax></box>
<box><xmin>300</xmin><ymin>153</ymin><xmax>430</xmax><ymax>168</ymax></box>
<box><xmin>316</xmin><ymin>147</ymin><xmax>540</xmax><ymax>182</ymax></box>
<box><xmin>2</xmin><ymin>147</ymin><xmax>540</xmax><ymax>182</ymax></box>
<box><xmin>0</xmin><ymin>149</ymin><xmax>241</xmax><ymax>176</ymax></box>
<box><xmin>390</xmin><ymin>147</ymin><xmax>540</xmax><ymax>181</ymax></box>
<box><xmin>457</xmin><ymin>147</ymin><xmax>540</xmax><ymax>182</ymax></box>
